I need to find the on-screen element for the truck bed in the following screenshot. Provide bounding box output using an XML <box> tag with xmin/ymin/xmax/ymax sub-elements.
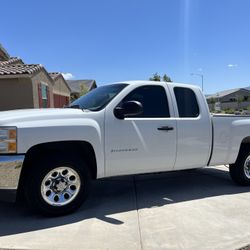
<box><xmin>209</xmin><ymin>114</ymin><xmax>250</xmax><ymax>166</ymax></box>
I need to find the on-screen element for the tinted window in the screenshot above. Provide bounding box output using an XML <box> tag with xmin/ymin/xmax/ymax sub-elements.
<box><xmin>174</xmin><ymin>87</ymin><xmax>199</xmax><ymax>117</ymax></box>
<box><xmin>121</xmin><ymin>85</ymin><xmax>170</xmax><ymax>117</ymax></box>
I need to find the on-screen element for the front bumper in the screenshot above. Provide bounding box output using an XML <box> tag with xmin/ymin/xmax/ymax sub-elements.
<box><xmin>0</xmin><ymin>155</ymin><xmax>25</xmax><ymax>202</ymax></box>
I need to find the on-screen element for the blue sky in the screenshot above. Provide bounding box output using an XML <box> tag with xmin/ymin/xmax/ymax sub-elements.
<box><xmin>1</xmin><ymin>0</ymin><xmax>250</xmax><ymax>94</ymax></box>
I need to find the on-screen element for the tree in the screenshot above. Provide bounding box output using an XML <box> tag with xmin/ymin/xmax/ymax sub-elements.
<box><xmin>79</xmin><ymin>84</ymin><xmax>88</xmax><ymax>97</ymax></box>
<box><xmin>236</xmin><ymin>95</ymin><xmax>244</xmax><ymax>110</ymax></box>
<box><xmin>162</xmin><ymin>74</ymin><xmax>172</xmax><ymax>82</ymax></box>
<box><xmin>149</xmin><ymin>72</ymin><xmax>172</xmax><ymax>82</ymax></box>
<box><xmin>209</xmin><ymin>97</ymin><xmax>216</xmax><ymax>105</ymax></box>
<box><xmin>149</xmin><ymin>72</ymin><xmax>161</xmax><ymax>81</ymax></box>
<box><xmin>70</xmin><ymin>84</ymin><xmax>89</xmax><ymax>102</ymax></box>
<box><xmin>208</xmin><ymin>97</ymin><xmax>216</xmax><ymax>112</ymax></box>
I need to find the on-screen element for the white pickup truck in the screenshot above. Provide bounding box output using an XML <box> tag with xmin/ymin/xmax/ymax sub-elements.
<box><xmin>0</xmin><ymin>81</ymin><xmax>250</xmax><ymax>215</ymax></box>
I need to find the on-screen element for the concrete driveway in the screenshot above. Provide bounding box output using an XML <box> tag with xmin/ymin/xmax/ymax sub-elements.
<box><xmin>0</xmin><ymin>166</ymin><xmax>249</xmax><ymax>250</ymax></box>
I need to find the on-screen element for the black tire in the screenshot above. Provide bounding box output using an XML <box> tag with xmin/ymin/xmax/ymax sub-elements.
<box><xmin>24</xmin><ymin>154</ymin><xmax>91</xmax><ymax>216</ymax></box>
<box><xmin>229</xmin><ymin>147</ymin><xmax>250</xmax><ymax>186</ymax></box>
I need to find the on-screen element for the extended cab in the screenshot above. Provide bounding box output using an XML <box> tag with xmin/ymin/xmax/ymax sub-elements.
<box><xmin>0</xmin><ymin>81</ymin><xmax>250</xmax><ymax>215</ymax></box>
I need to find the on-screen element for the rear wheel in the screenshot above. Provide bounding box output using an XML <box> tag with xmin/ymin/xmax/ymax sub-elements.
<box><xmin>24</xmin><ymin>155</ymin><xmax>91</xmax><ymax>216</ymax></box>
<box><xmin>229</xmin><ymin>147</ymin><xmax>250</xmax><ymax>186</ymax></box>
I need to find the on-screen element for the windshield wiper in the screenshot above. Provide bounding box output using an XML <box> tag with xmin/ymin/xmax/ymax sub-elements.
<box><xmin>68</xmin><ymin>104</ymin><xmax>81</xmax><ymax>109</ymax></box>
<box><xmin>67</xmin><ymin>105</ymin><xmax>91</xmax><ymax>111</ymax></box>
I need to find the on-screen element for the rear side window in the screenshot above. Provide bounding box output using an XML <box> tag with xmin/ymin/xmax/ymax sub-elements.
<box><xmin>121</xmin><ymin>85</ymin><xmax>170</xmax><ymax>117</ymax></box>
<box><xmin>174</xmin><ymin>87</ymin><xmax>199</xmax><ymax>117</ymax></box>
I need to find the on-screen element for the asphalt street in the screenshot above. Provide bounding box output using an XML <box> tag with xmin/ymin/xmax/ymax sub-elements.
<box><xmin>0</xmin><ymin>166</ymin><xmax>249</xmax><ymax>250</ymax></box>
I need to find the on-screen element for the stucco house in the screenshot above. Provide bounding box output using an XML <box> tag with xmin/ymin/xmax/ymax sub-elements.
<box><xmin>49</xmin><ymin>73</ymin><xmax>71</xmax><ymax>108</ymax></box>
<box><xmin>0</xmin><ymin>44</ymin><xmax>9</xmax><ymax>60</ymax></box>
<box><xmin>207</xmin><ymin>88</ymin><xmax>250</xmax><ymax>110</ymax></box>
<box><xmin>0</xmin><ymin>45</ymin><xmax>71</xmax><ymax>111</ymax></box>
<box><xmin>0</xmin><ymin>59</ymin><xmax>54</xmax><ymax>111</ymax></box>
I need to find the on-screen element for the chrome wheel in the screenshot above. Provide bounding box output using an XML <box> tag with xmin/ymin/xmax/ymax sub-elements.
<box><xmin>41</xmin><ymin>166</ymin><xmax>81</xmax><ymax>206</ymax></box>
<box><xmin>244</xmin><ymin>156</ymin><xmax>250</xmax><ymax>179</ymax></box>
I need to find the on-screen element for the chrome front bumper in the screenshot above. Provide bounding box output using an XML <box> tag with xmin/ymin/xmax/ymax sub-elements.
<box><xmin>0</xmin><ymin>155</ymin><xmax>24</xmax><ymax>202</ymax></box>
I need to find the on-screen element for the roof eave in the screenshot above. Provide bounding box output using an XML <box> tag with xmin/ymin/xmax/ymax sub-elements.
<box><xmin>0</xmin><ymin>74</ymin><xmax>32</xmax><ymax>79</ymax></box>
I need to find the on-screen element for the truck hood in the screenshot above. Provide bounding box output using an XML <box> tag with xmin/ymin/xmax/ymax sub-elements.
<box><xmin>0</xmin><ymin>108</ymin><xmax>90</xmax><ymax>126</ymax></box>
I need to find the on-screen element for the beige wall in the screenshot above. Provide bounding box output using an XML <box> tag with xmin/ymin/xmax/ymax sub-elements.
<box><xmin>31</xmin><ymin>70</ymin><xmax>54</xmax><ymax>108</ymax></box>
<box><xmin>0</xmin><ymin>78</ymin><xmax>33</xmax><ymax>111</ymax></box>
<box><xmin>53</xmin><ymin>76</ymin><xmax>71</xmax><ymax>97</ymax></box>
<box><xmin>0</xmin><ymin>71</ymin><xmax>72</xmax><ymax>111</ymax></box>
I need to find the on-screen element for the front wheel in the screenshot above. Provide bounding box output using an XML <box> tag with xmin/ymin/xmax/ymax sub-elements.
<box><xmin>229</xmin><ymin>147</ymin><xmax>250</xmax><ymax>186</ymax></box>
<box><xmin>24</xmin><ymin>155</ymin><xmax>91</xmax><ymax>216</ymax></box>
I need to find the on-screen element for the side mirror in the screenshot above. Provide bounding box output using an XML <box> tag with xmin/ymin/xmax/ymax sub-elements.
<box><xmin>114</xmin><ymin>101</ymin><xmax>143</xmax><ymax>119</ymax></box>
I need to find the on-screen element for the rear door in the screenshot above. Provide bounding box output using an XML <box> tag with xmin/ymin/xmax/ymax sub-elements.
<box><xmin>170</xmin><ymin>86</ymin><xmax>212</xmax><ymax>169</ymax></box>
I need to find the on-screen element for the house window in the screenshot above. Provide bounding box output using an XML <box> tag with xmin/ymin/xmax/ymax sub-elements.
<box><xmin>38</xmin><ymin>82</ymin><xmax>50</xmax><ymax>108</ymax></box>
<box><xmin>41</xmin><ymin>84</ymin><xmax>48</xmax><ymax>108</ymax></box>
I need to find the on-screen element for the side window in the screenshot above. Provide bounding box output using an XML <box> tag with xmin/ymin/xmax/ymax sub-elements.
<box><xmin>174</xmin><ymin>87</ymin><xmax>199</xmax><ymax>117</ymax></box>
<box><xmin>38</xmin><ymin>82</ymin><xmax>50</xmax><ymax>108</ymax></box>
<box><xmin>41</xmin><ymin>83</ymin><xmax>48</xmax><ymax>108</ymax></box>
<box><xmin>121</xmin><ymin>85</ymin><xmax>170</xmax><ymax>118</ymax></box>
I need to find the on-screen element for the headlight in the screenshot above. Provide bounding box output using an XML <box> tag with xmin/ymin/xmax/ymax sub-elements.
<box><xmin>0</xmin><ymin>127</ymin><xmax>17</xmax><ymax>154</ymax></box>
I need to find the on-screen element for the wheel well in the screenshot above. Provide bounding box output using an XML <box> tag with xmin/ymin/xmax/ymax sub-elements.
<box><xmin>237</xmin><ymin>137</ymin><xmax>250</xmax><ymax>157</ymax></box>
<box><xmin>241</xmin><ymin>137</ymin><xmax>250</xmax><ymax>145</ymax></box>
<box><xmin>19</xmin><ymin>141</ymin><xmax>97</xmax><ymax>193</ymax></box>
<box><xmin>239</xmin><ymin>137</ymin><xmax>250</xmax><ymax>152</ymax></box>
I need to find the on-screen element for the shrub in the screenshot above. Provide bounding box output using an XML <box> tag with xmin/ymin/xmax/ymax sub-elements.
<box><xmin>224</xmin><ymin>108</ymin><xmax>235</xmax><ymax>114</ymax></box>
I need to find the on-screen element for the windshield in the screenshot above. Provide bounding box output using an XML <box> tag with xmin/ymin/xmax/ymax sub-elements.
<box><xmin>70</xmin><ymin>84</ymin><xmax>128</xmax><ymax>111</ymax></box>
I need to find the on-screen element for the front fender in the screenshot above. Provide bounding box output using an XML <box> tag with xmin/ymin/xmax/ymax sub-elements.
<box><xmin>17</xmin><ymin>118</ymin><xmax>105</xmax><ymax>178</ymax></box>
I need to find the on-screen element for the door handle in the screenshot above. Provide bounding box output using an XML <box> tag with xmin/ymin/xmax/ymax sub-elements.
<box><xmin>157</xmin><ymin>126</ymin><xmax>174</xmax><ymax>131</ymax></box>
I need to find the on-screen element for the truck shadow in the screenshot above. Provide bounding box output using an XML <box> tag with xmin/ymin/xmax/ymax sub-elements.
<box><xmin>0</xmin><ymin>166</ymin><xmax>249</xmax><ymax>236</ymax></box>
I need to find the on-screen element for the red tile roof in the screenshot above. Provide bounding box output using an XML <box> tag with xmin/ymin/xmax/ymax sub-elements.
<box><xmin>0</xmin><ymin>57</ymin><xmax>24</xmax><ymax>66</ymax></box>
<box><xmin>0</xmin><ymin>64</ymin><xmax>43</xmax><ymax>76</ymax></box>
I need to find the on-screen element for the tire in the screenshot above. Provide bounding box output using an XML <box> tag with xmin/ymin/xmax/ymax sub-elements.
<box><xmin>229</xmin><ymin>147</ymin><xmax>250</xmax><ymax>186</ymax></box>
<box><xmin>24</xmin><ymin>154</ymin><xmax>91</xmax><ymax>216</ymax></box>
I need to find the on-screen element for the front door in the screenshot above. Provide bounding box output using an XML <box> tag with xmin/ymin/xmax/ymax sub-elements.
<box><xmin>105</xmin><ymin>84</ymin><xmax>177</xmax><ymax>176</ymax></box>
